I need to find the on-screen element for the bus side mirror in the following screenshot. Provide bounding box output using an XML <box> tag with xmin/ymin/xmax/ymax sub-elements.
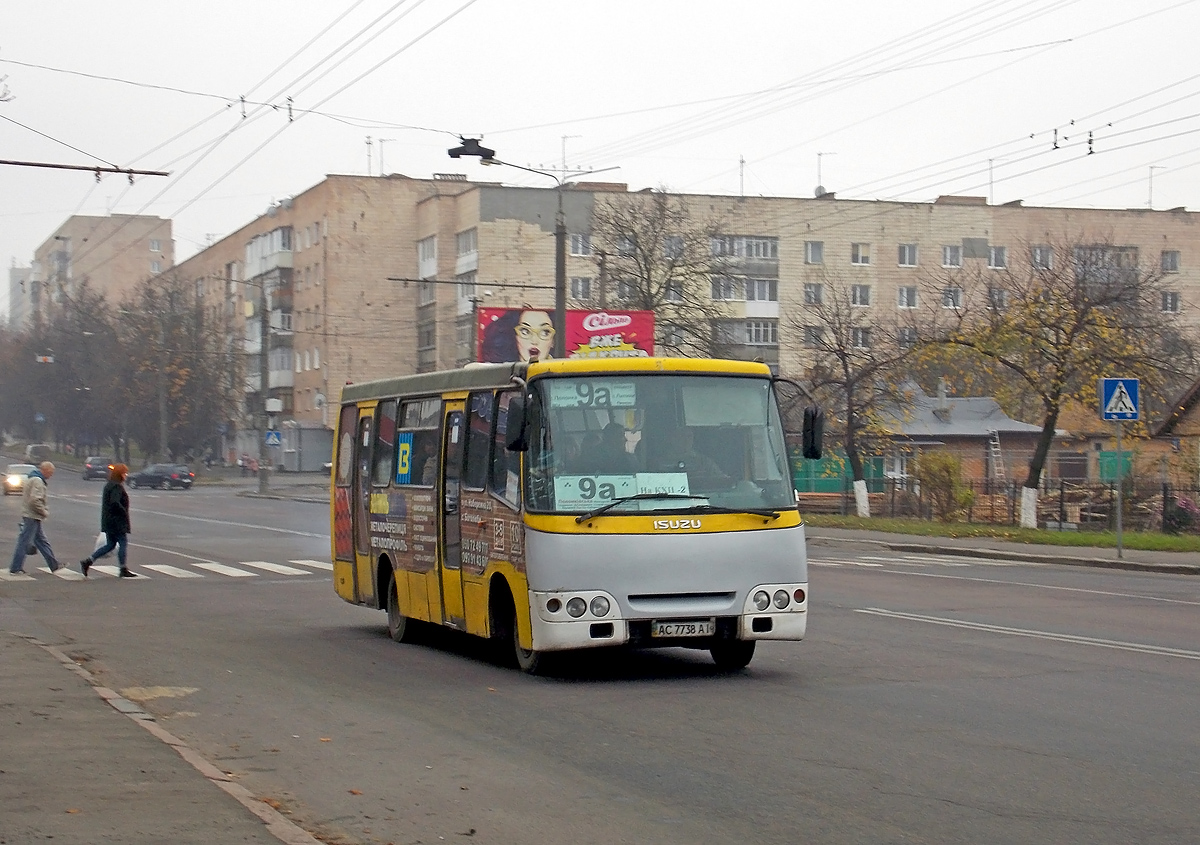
<box><xmin>802</xmin><ymin>406</ymin><xmax>824</xmax><ymax>460</ymax></box>
<box><xmin>505</xmin><ymin>393</ymin><xmax>530</xmax><ymax>452</ymax></box>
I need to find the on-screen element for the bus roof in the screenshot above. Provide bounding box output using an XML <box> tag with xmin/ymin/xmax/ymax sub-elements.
<box><xmin>338</xmin><ymin>358</ymin><xmax>774</xmax><ymax>405</ymax></box>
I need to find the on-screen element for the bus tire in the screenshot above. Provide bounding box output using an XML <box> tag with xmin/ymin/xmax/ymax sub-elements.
<box><xmin>513</xmin><ymin>609</ymin><xmax>546</xmax><ymax>674</ymax></box>
<box><xmin>386</xmin><ymin>576</ymin><xmax>415</xmax><ymax>643</ymax></box>
<box><xmin>710</xmin><ymin>640</ymin><xmax>755</xmax><ymax>671</ymax></box>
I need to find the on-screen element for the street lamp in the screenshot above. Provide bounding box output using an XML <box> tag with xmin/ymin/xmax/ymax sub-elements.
<box><xmin>448</xmin><ymin>138</ymin><xmax>616</xmax><ymax>359</ymax></box>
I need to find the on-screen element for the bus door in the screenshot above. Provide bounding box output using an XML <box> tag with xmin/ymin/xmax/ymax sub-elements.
<box><xmin>352</xmin><ymin>410</ymin><xmax>375</xmax><ymax>605</ymax></box>
<box><xmin>438</xmin><ymin>403</ymin><xmax>466</xmax><ymax>627</ymax></box>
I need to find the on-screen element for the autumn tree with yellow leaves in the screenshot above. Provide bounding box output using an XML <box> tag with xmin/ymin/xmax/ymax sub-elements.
<box><xmin>922</xmin><ymin>237</ymin><xmax>1197</xmax><ymax>527</ymax></box>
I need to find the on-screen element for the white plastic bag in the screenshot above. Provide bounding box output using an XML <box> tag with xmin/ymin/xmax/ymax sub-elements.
<box><xmin>95</xmin><ymin>531</ymin><xmax>107</xmax><ymax>552</ymax></box>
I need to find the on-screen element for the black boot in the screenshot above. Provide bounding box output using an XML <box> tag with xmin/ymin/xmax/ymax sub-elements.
<box><xmin>80</xmin><ymin>558</ymin><xmax>92</xmax><ymax>577</ymax></box>
<box><xmin>118</xmin><ymin>568</ymin><xmax>138</xmax><ymax>578</ymax></box>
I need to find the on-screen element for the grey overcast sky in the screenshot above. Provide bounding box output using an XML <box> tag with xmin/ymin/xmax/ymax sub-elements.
<box><xmin>3</xmin><ymin>0</ymin><xmax>1200</xmax><ymax>315</ymax></box>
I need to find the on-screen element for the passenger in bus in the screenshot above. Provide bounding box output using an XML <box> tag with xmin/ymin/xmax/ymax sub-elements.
<box><xmin>592</xmin><ymin>423</ymin><xmax>637</xmax><ymax>475</ymax></box>
<box><xmin>655</xmin><ymin>425</ymin><xmax>729</xmax><ymax>488</ymax></box>
<box><xmin>413</xmin><ymin>438</ymin><xmax>437</xmax><ymax>485</ymax></box>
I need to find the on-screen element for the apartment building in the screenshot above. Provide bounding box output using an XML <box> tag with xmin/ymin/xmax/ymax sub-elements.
<box><xmin>170</xmin><ymin>173</ymin><xmax>1200</xmax><ymax>441</ymax></box>
<box><xmin>15</xmin><ymin>214</ymin><xmax>173</xmax><ymax>327</ymax></box>
<box><xmin>8</xmin><ymin>263</ymin><xmax>31</xmax><ymax>329</ymax></box>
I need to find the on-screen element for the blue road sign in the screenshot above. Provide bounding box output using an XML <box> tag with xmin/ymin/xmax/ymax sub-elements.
<box><xmin>264</xmin><ymin>430</ymin><xmax>283</xmax><ymax>446</ymax></box>
<box><xmin>1101</xmin><ymin>378</ymin><xmax>1139</xmax><ymax>421</ymax></box>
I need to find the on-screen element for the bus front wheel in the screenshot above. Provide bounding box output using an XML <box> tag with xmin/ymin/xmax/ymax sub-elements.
<box><xmin>387</xmin><ymin>577</ymin><xmax>415</xmax><ymax>643</ymax></box>
<box><xmin>513</xmin><ymin>610</ymin><xmax>546</xmax><ymax>674</ymax></box>
<box><xmin>710</xmin><ymin>640</ymin><xmax>756</xmax><ymax>671</ymax></box>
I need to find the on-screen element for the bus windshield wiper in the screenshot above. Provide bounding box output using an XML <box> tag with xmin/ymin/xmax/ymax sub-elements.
<box><xmin>691</xmin><ymin>504</ymin><xmax>782</xmax><ymax>519</ymax></box>
<box><xmin>575</xmin><ymin>494</ymin><xmax>705</xmax><ymax>523</ymax></box>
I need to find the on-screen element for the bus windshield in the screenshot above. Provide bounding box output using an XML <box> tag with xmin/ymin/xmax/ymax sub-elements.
<box><xmin>525</xmin><ymin>374</ymin><xmax>795</xmax><ymax>515</ymax></box>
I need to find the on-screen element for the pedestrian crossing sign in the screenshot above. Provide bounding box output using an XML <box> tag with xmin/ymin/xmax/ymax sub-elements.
<box><xmin>1100</xmin><ymin>378</ymin><xmax>1139</xmax><ymax>420</ymax></box>
<box><xmin>264</xmin><ymin>430</ymin><xmax>283</xmax><ymax>446</ymax></box>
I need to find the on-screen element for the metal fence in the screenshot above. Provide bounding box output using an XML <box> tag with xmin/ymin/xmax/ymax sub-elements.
<box><xmin>798</xmin><ymin>477</ymin><xmax>1200</xmax><ymax>534</ymax></box>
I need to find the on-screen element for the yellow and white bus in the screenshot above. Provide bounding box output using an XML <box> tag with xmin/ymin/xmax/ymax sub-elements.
<box><xmin>331</xmin><ymin>357</ymin><xmax>821</xmax><ymax>673</ymax></box>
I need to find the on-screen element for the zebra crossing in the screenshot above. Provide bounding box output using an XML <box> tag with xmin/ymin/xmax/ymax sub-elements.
<box><xmin>0</xmin><ymin>559</ymin><xmax>332</xmax><ymax>582</ymax></box>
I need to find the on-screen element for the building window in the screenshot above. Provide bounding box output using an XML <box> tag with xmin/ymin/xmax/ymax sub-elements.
<box><xmin>745</xmin><ymin>278</ymin><xmax>778</xmax><ymax>301</ymax></box>
<box><xmin>150</xmin><ymin>260</ymin><xmax>161</xmax><ymax>274</ymax></box>
<box><xmin>898</xmin><ymin>244</ymin><xmax>918</xmax><ymax>267</ymax></box>
<box><xmin>1032</xmin><ymin>245</ymin><xmax>1053</xmax><ymax>270</ymax></box>
<box><xmin>746</xmin><ymin>320</ymin><xmax>778</xmax><ymax>345</ymax></box>
<box><xmin>851</xmin><ymin>284</ymin><xmax>871</xmax><ymax>306</ymax></box>
<box><xmin>851</xmin><ymin>327</ymin><xmax>872</xmax><ymax>349</ymax></box>
<box><xmin>617</xmin><ymin>235</ymin><xmax>636</xmax><ymax>256</ymax></box>
<box><xmin>988</xmin><ymin>245</ymin><xmax>1007</xmax><ymax>269</ymax></box>
<box><xmin>570</xmin><ymin>234</ymin><xmax>591</xmax><ymax>256</ymax></box>
<box><xmin>313</xmin><ymin>347</ymin><xmax>320</xmax><ymax>368</ymax></box>
<box><xmin>987</xmin><ymin>287</ymin><xmax>1008</xmax><ymax>310</ymax></box>
<box><xmin>149</xmin><ymin>239</ymin><xmax>161</xmax><ymax>252</ymax></box>
<box><xmin>664</xmin><ymin>280</ymin><xmax>683</xmax><ymax>302</ymax></box>
<box><xmin>418</xmin><ymin>323</ymin><xmax>436</xmax><ymax>350</ymax></box>
<box><xmin>418</xmin><ymin>280</ymin><xmax>436</xmax><ymax>305</ymax></box>
<box><xmin>851</xmin><ymin>243</ymin><xmax>871</xmax><ymax>265</ymax></box>
<box><xmin>1162</xmin><ymin>250</ymin><xmax>1181</xmax><ymax>273</ymax></box>
<box><xmin>942</xmin><ymin>245</ymin><xmax>962</xmax><ymax>268</ymax></box>
<box><xmin>662</xmin><ymin>323</ymin><xmax>684</xmax><ymax>346</ymax></box>
<box><xmin>898</xmin><ymin>327</ymin><xmax>918</xmax><ymax>348</ymax></box>
<box><xmin>897</xmin><ymin>286</ymin><xmax>918</xmax><ymax>308</ymax></box>
<box><xmin>663</xmin><ymin>236</ymin><xmax>684</xmax><ymax>259</ymax></box>
<box><xmin>570</xmin><ymin>276</ymin><xmax>592</xmax><ymax>301</ymax></box>
<box><xmin>713</xmin><ymin>236</ymin><xmax>778</xmax><ymax>259</ymax></box>
<box><xmin>617</xmin><ymin>279</ymin><xmax>636</xmax><ymax>301</ymax></box>
<box><xmin>1162</xmin><ymin>291</ymin><xmax>1181</xmax><ymax>313</ymax></box>
<box><xmin>803</xmin><ymin>326</ymin><xmax>823</xmax><ymax>346</ymax></box>
<box><xmin>942</xmin><ymin>286</ymin><xmax>963</xmax><ymax>308</ymax></box>
<box><xmin>804</xmin><ymin>282</ymin><xmax>824</xmax><ymax>305</ymax></box>
<box><xmin>805</xmin><ymin>241</ymin><xmax>824</xmax><ymax>265</ymax></box>
<box><xmin>456</xmin><ymin>228</ymin><xmax>477</xmax><ymax>256</ymax></box>
<box><xmin>456</xmin><ymin>271</ymin><xmax>477</xmax><ymax>299</ymax></box>
<box><xmin>278</xmin><ymin>312</ymin><xmax>293</xmax><ymax>332</ymax></box>
<box><xmin>418</xmin><ymin>236</ymin><xmax>437</xmax><ymax>262</ymax></box>
<box><xmin>711</xmin><ymin>276</ymin><xmax>739</xmax><ymax>301</ymax></box>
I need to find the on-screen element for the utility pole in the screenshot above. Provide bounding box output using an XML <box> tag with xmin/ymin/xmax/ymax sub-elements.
<box><xmin>597</xmin><ymin>250</ymin><xmax>608</xmax><ymax>309</ymax></box>
<box><xmin>258</xmin><ymin>279</ymin><xmax>271</xmax><ymax>493</ymax></box>
<box><xmin>554</xmin><ymin>187</ymin><xmax>567</xmax><ymax>358</ymax></box>
<box><xmin>158</xmin><ymin>316</ymin><xmax>170</xmax><ymax>462</ymax></box>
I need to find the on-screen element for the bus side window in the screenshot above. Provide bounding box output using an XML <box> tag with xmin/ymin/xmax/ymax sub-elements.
<box><xmin>372</xmin><ymin>399</ymin><xmax>398</xmax><ymax>486</ymax></box>
<box><xmin>490</xmin><ymin>391</ymin><xmax>520</xmax><ymax>507</ymax></box>
<box><xmin>464</xmin><ymin>391</ymin><xmax>494</xmax><ymax>491</ymax></box>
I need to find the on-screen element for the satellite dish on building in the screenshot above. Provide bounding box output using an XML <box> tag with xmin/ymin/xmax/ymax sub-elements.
<box><xmin>314</xmin><ymin>393</ymin><xmax>326</xmax><ymax>408</ymax></box>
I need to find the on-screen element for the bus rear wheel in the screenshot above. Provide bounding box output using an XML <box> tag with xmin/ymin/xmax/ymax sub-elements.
<box><xmin>710</xmin><ymin>640</ymin><xmax>755</xmax><ymax>671</ymax></box>
<box><xmin>387</xmin><ymin>577</ymin><xmax>415</xmax><ymax>643</ymax></box>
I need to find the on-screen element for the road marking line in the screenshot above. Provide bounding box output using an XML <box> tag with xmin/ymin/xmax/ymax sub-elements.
<box><xmin>289</xmin><ymin>558</ymin><xmax>333</xmax><ymax>570</ymax></box>
<box><xmin>0</xmin><ymin>570</ymin><xmax>35</xmax><ymax>581</ymax></box>
<box><xmin>238</xmin><ymin>560</ymin><xmax>310</xmax><ymax>575</ymax></box>
<box><xmin>194</xmin><ymin>562</ymin><xmax>257</xmax><ymax>577</ymax></box>
<box><xmin>89</xmin><ymin>564</ymin><xmax>148</xmax><ymax>578</ymax></box>
<box><xmin>881</xmin><ymin>569</ymin><xmax>1200</xmax><ymax>606</ymax></box>
<box><xmin>143</xmin><ymin>564</ymin><xmax>205</xmax><ymax>578</ymax></box>
<box><xmin>855</xmin><ymin>607</ymin><xmax>1200</xmax><ymax>660</ymax></box>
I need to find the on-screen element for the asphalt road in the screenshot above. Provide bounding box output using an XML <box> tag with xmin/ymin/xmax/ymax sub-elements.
<box><xmin>2</xmin><ymin>473</ymin><xmax>1198</xmax><ymax>844</ymax></box>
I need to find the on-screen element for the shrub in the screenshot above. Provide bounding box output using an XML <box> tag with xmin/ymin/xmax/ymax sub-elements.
<box><xmin>913</xmin><ymin>451</ymin><xmax>975</xmax><ymax>522</ymax></box>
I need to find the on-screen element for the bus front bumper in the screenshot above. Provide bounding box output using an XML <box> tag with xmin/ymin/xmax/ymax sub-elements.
<box><xmin>528</xmin><ymin>586</ymin><xmax>808</xmax><ymax>653</ymax></box>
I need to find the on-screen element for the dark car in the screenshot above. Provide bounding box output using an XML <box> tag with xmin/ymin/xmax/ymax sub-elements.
<box><xmin>127</xmin><ymin>463</ymin><xmax>194</xmax><ymax>490</ymax></box>
<box><xmin>82</xmin><ymin>456</ymin><xmax>116</xmax><ymax>480</ymax></box>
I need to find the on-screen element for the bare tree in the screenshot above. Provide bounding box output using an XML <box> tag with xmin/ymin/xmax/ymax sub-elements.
<box><xmin>589</xmin><ymin>190</ymin><xmax>732</xmax><ymax>356</ymax></box>
<box><xmin>923</xmin><ymin>237</ymin><xmax>1198</xmax><ymax>527</ymax></box>
<box><xmin>786</xmin><ymin>272</ymin><xmax>921</xmax><ymax>516</ymax></box>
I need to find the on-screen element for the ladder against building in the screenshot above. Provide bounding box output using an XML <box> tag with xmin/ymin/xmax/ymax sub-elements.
<box><xmin>989</xmin><ymin>430</ymin><xmax>1006</xmax><ymax>482</ymax></box>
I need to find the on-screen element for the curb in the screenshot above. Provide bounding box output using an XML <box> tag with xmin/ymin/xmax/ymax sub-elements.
<box><xmin>237</xmin><ymin>491</ymin><xmax>329</xmax><ymax>504</ymax></box>
<box><xmin>811</xmin><ymin>534</ymin><xmax>1200</xmax><ymax>575</ymax></box>
<box><xmin>15</xmin><ymin>633</ymin><xmax>325</xmax><ymax>845</ymax></box>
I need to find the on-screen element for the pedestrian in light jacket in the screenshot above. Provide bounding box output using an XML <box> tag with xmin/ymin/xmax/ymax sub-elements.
<box><xmin>80</xmin><ymin>463</ymin><xmax>136</xmax><ymax>578</ymax></box>
<box><xmin>9</xmin><ymin>462</ymin><xmax>63</xmax><ymax>574</ymax></box>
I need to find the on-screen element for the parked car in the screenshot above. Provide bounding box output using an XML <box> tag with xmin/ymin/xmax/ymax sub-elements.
<box><xmin>25</xmin><ymin>444</ymin><xmax>52</xmax><ymax>461</ymax></box>
<box><xmin>127</xmin><ymin>463</ymin><xmax>195</xmax><ymax>490</ymax></box>
<box><xmin>4</xmin><ymin>463</ymin><xmax>36</xmax><ymax>495</ymax></box>
<box><xmin>82</xmin><ymin>456</ymin><xmax>116</xmax><ymax>480</ymax></box>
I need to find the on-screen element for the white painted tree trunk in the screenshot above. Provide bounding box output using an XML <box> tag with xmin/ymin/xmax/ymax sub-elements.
<box><xmin>1020</xmin><ymin>485</ymin><xmax>1038</xmax><ymax>528</ymax></box>
<box><xmin>853</xmin><ymin>479</ymin><xmax>871</xmax><ymax>518</ymax></box>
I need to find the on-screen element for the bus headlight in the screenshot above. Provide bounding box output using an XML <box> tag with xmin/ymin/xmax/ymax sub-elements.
<box><xmin>773</xmin><ymin>590</ymin><xmax>789</xmax><ymax>609</ymax></box>
<box><xmin>546</xmin><ymin>598</ymin><xmax>562</xmax><ymax>613</ymax></box>
<box><xmin>589</xmin><ymin>596</ymin><xmax>610</xmax><ymax>617</ymax></box>
<box><xmin>566</xmin><ymin>597</ymin><xmax>587</xmax><ymax>618</ymax></box>
<box><xmin>753</xmin><ymin>590</ymin><xmax>770</xmax><ymax>611</ymax></box>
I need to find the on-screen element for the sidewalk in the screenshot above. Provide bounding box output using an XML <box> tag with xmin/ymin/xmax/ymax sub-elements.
<box><xmin>807</xmin><ymin>526</ymin><xmax>1200</xmax><ymax>575</ymax></box>
<box><xmin>0</xmin><ymin>631</ymin><xmax>321</xmax><ymax>845</ymax></box>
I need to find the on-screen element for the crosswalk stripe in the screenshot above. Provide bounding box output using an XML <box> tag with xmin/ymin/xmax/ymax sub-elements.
<box><xmin>238</xmin><ymin>560</ymin><xmax>311</xmax><ymax>575</ymax></box>
<box><xmin>143</xmin><ymin>564</ymin><xmax>205</xmax><ymax>578</ymax></box>
<box><xmin>194</xmin><ymin>562</ymin><xmax>257</xmax><ymax>577</ymax></box>
<box><xmin>90</xmin><ymin>565</ymin><xmax>147</xmax><ymax>578</ymax></box>
<box><xmin>0</xmin><ymin>570</ymin><xmax>34</xmax><ymax>581</ymax></box>
<box><xmin>288</xmin><ymin>558</ymin><xmax>333</xmax><ymax>570</ymax></box>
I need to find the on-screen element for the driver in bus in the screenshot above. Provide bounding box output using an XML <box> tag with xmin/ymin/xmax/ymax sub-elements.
<box><xmin>655</xmin><ymin>425</ymin><xmax>729</xmax><ymax>488</ymax></box>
